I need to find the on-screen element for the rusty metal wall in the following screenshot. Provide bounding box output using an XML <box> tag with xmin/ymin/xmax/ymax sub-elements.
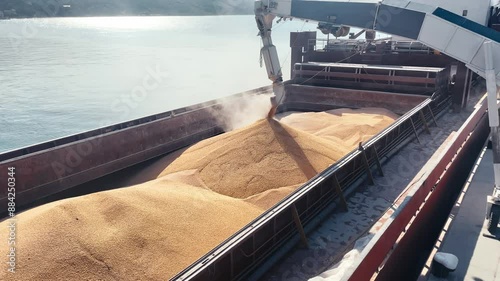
<box><xmin>292</xmin><ymin>63</ymin><xmax>448</xmax><ymax>96</ymax></box>
<box><xmin>0</xmin><ymin>107</ymin><xmax>223</xmax><ymax>210</ymax></box>
<box><xmin>283</xmin><ymin>84</ymin><xmax>427</xmax><ymax>115</ymax></box>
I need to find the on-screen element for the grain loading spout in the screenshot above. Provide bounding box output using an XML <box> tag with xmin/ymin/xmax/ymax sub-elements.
<box><xmin>267</xmin><ymin>82</ymin><xmax>284</xmax><ymax>118</ymax></box>
<box><xmin>255</xmin><ymin>1</ymin><xmax>285</xmax><ymax>118</ymax></box>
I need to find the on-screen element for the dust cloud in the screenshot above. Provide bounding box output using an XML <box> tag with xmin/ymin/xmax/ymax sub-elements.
<box><xmin>209</xmin><ymin>93</ymin><xmax>273</xmax><ymax>131</ymax></box>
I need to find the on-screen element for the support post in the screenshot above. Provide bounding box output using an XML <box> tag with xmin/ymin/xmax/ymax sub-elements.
<box><xmin>410</xmin><ymin>117</ymin><xmax>421</xmax><ymax>144</ymax></box>
<box><xmin>427</xmin><ymin>104</ymin><xmax>438</xmax><ymax>127</ymax></box>
<box><xmin>484</xmin><ymin>41</ymin><xmax>500</xmax><ymax>203</ymax></box>
<box><xmin>291</xmin><ymin>205</ymin><xmax>309</xmax><ymax>248</ymax></box>
<box><xmin>333</xmin><ymin>175</ymin><xmax>348</xmax><ymax>212</ymax></box>
<box><xmin>419</xmin><ymin>110</ymin><xmax>431</xmax><ymax>134</ymax></box>
<box><xmin>463</xmin><ymin>68</ymin><xmax>473</xmax><ymax>109</ymax></box>
<box><xmin>373</xmin><ymin>146</ymin><xmax>384</xmax><ymax>177</ymax></box>
<box><xmin>452</xmin><ymin>62</ymin><xmax>471</xmax><ymax>112</ymax></box>
<box><xmin>359</xmin><ymin>143</ymin><xmax>375</xmax><ymax>185</ymax></box>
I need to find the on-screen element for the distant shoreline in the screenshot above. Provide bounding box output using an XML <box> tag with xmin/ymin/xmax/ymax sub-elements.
<box><xmin>0</xmin><ymin>13</ymin><xmax>253</xmax><ymax>21</ymax></box>
<box><xmin>0</xmin><ymin>0</ymin><xmax>253</xmax><ymax>20</ymax></box>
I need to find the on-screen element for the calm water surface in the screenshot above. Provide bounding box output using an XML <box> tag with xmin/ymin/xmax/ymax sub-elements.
<box><xmin>0</xmin><ymin>16</ymin><xmax>319</xmax><ymax>152</ymax></box>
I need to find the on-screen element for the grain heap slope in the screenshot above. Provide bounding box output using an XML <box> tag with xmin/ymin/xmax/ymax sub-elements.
<box><xmin>160</xmin><ymin>118</ymin><xmax>350</xmax><ymax>198</ymax></box>
<box><xmin>278</xmin><ymin>108</ymin><xmax>400</xmax><ymax>147</ymax></box>
<box><xmin>0</xmin><ymin>180</ymin><xmax>262</xmax><ymax>281</ymax></box>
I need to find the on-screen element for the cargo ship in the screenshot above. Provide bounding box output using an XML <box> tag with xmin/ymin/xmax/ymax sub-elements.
<box><xmin>1</xmin><ymin>0</ymin><xmax>500</xmax><ymax>280</ymax></box>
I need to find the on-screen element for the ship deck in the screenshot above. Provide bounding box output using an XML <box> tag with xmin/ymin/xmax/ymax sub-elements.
<box><xmin>423</xmin><ymin>147</ymin><xmax>500</xmax><ymax>281</ymax></box>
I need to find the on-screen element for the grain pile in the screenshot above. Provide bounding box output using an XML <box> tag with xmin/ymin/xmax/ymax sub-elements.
<box><xmin>0</xmin><ymin>107</ymin><xmax>398</xmax><ymax>281</ymax></box>
<box><xmin>277</xmin><ymin>108</ymin><xmax>399</xmax><ymax>148</ymax></box>
<box><xmin>160</xmin><ymin>119</ymin><xmax>349</xmax><ymax>198</ymax></box>
<box><xmin>0</xmin><ymin>179</ymin><xmax>262</xmax><ymax>281</ymax></box>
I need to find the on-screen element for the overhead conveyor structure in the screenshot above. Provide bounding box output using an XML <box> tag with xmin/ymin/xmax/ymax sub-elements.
<box><xmin>257</xmin><ymin>0</ymin><xmax>500</xmax><ymax>84</ymax></box>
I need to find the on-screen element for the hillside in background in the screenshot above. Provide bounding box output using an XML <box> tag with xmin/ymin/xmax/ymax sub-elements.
<box><xmin>0</xmin><ymin>0</ymin><xmax>254</xmax><ymax>18</ymax></box>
